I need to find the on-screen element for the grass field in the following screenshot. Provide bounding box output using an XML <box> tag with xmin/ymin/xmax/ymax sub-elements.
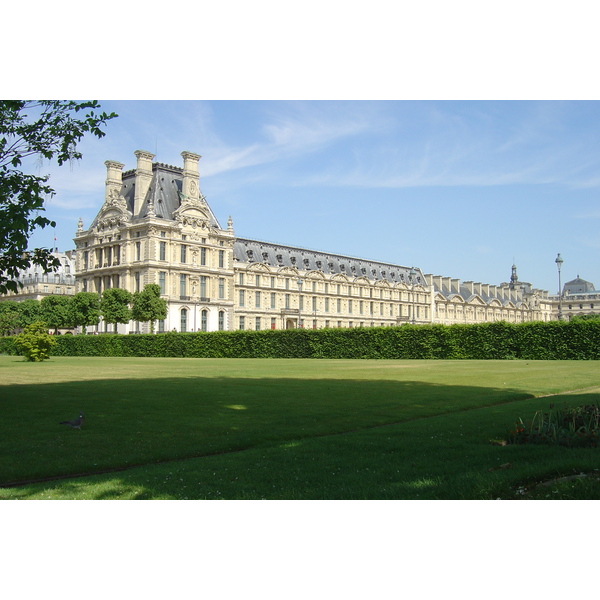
<box><xmin>1</xmin><ymin>355</ymin><xmax>599</xmax><ymax>499</ymax></box>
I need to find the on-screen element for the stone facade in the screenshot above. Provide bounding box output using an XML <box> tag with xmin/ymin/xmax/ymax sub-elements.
<box><xmin>60</xmin><ymin>150</ymin><xmax>553</xmax><ymax>332</ymax></box>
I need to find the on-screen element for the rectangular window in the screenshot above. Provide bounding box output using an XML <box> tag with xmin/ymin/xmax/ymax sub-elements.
<box><xmin>136</xmin><ymin>241</ymin><xmax>141</xmax><ymax>261</ymax></box>
<box><xmin>180</xmin><ymin>244</ymin><xmax>187</xmax><ymax>263</ymax></box>
<box><xmin>285</xmin><ymin>294</ymin><xmax>290</xmax><ymax>309</ymax></box>
<box><xmin>270</xmin><ymin>293</ymin><xmax>276</xmax><ymax>309</ymax></box>
<box><xmin>159</xmin><ymin>241</ymin><xmax>166</xmax><ymax>261</ymax></box>
<box><xmin>159</xmin><ymin>271</ymin><xmax>166</xmax><ymax>295</ymax></box>
<box><xmin>348</xmin><ymin>300</ymin><xmax>353</xmax><ymax>314</ymax></box>
<box><xmin>255</xmin><ymin>274</ymin><xmax>260</xmax><ymax>287</ymax></box>
<box><xmin>218</xmin><ymin>278</ymin><xmax>225</xmax><ymax>299</ymax></box>
<box><xmin>219</xmin><ymin>250</ymin><xmax>225</xmax><ymax>268</ymax></box>
<box><xmin>179</xmin><ymin>274</ymin><xmax>187</xmax><ymax>297</ymax></box>
<box><xmin>135</xmin><ymin>272</ymin><xmax>140</xmax><ymax>293</ymax></box>
<box><xmin>239</xmin><ymin>316</ymin><xmax>245</xmax><ymax>330</ymax></box>
<box><xmin>270</xmin><ymin>277</ymin><xmax>275</xmax><ymax>289</ymax></box>
<box><xmin>201</xmin><ymin>247</ymin><xmax>207</xmax><ymax>266</ymax></box>
<box><xmin>200</xmin><ymin>275</ymin><xmax>207</xmax><ymax>298</ymax></box>
<box><xmin>239</xmin><ymin>273</ymin><xmax>244</xmax><ymax>286</ymax></box>
<box><xmin>337</xmin><ymin>298</ymin><xmax>341</xmax><ymax>313</ymax></box>
<box><xmin>218</xmin><ymin>311</ymin><xmax>225</xmax><ymax>330</ymax></box>
<box><xmin>255</xmin><ymin>317</ymin><xmax>261</xmax><ymax>331</ymax></box>
<box><xmin>255</xmin><ymin>291</ymin><xmax>261</xmax><ymax>308</ymax></box>
<box><xmin>312</xmin><ymin>296</ymin><xmax>317</xmax><ymax>312</ymax></box>
<box><xmin>299</xmin><ymin>295</ymin><xmax>304</xmax><ymax>310</ymax></box>
<box><xmin>239</xmin><ymin>290</ymin><xmax>245</xmax><ymax>307</ymax></box>
<box><xmin>83</xmin><ymin>251</ymin><xmax>89</xmax><ymax>269</ymax></box>
<box><xmin>325</xmin><ymin>297</ymin><xmax>329</xmax><ymax>313</ymax></box>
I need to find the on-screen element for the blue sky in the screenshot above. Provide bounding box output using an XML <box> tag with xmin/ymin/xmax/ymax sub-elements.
<box><xmin>27</xmin><ymin>100</ymin><xmax>600</xmax><ymax>294</ymax></box>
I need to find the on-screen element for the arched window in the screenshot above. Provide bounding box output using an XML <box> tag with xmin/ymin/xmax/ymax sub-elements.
<box><xmin>181</xmin><ymin>308</ymin><xmax>188</xmax><ymax>332</ymax></box>
<box><xmin>201</xmin><ymin>309</ymin><xmax>208</xmax><ymax>332</ymax></box>
<box><xmin>218</xmin><ymin>311</ymin><xmax>225</xmax><ymax>331</ymax></box>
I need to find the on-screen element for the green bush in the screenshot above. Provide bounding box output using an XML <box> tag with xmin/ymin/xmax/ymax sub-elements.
<box><xmin>13</xmin><ymin>321</ymin><xmax>57</xmax><ymax>362</ymax></box>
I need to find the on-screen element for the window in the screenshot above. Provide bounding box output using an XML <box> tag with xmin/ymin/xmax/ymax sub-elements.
<box><xmin>270</xmin><ymin>277</ymin><xmax>275</xmax><ymax>289</ymax></box>
<box><xmin>159</xmin><ymin>241</ymin><xmax>166</xmax><ymax>261</ymax></box>
<box><xmin>135</xmin><ymin>272</ymin><xmax>140</xmax><ymax>293</ymax></box>
<box><xmin>239</xmin><ymin>316</ymin><xmax>245</xmax><ymax>330</ymax></box>
<box><xmin>218</xmin><ymin>311</ymin><xmax>225</xmax><ymax>330</ymax></box>
<box><xmin>337</xmin><ymin>298</ymin><xmax>341</xmax><ymax>313</ymax></box>
<box><xmin>239</xmin><ymin>273</ymin><xmax>244</xmax><ymax>285</ymax></box>
<box><xmin>285</xmin><ymin>278</ymin><xmax>290</xmax><ymax>290</ymax></box>
<box><xmin>218</xmin><ymin>278</ymin><xmax>225</xmax><ymax>299</ymax></box>
<box><xmin>255</xmin><ymin>317</ymin><xmax>261</xmax><ymax>331</ymax></box>
<box><xmin>255</xmin><ymin>291</ymin><xmax>261</xmax><ymax>308</ymax></box>
<box><xmin>180</xmin><ymin>274</ymin><xmax>187</xmax><ymax>298</ymax></box>
<box><xmin>201</xmin><ymin>247</ymin><xmax>207</xmax><ymax>266</ymax></box>
<box><xmin>159</xmin><ymin>272</ymin><xmax>166</xmax><ymax>295</ymax></box>
<box><xmin>219</xmin><ymin>250</ymin><xmax>225</xmax><ymax>268</ymax></box>
<box><xmin>136</xmin><ymin>241</ymin><xmax>141</xmax><ymax>261</ymax></box>
<box><xmin>200</xmin><ymin>276</ymin><xmax>207</xmax><ymax>298</ymax></box>
<box><xmin>180</xmin><ymin>308</ymin><xmax>188</xmax><ymax>332</ymax></box>
<box><xmin>180</xmin><ymin>244</ymin><xmax>187</xmax><ymax>263</ymax></box>
<box><xmin>83</xmin><ymin>251</ymin><xmax>89</xmax><ymax>269</ymax></box>
<box><xmin>270</xmin><ymin>293</ymin><xmax>276</xmax><ymax>309</ymax></box>
<box><xmin>285</xmin><ymin>294</ymin><xmax>291</xmax><ymax>309</ymax></box>
<box><xmin>201</xmin><ymin>310</ymin><xmax>208</xmax><ymax>332</ymax></box>
<box><xmin>255</xmin><ymin>274</ymin><xmax>260</xmax><ymax>287</ymax></box>
<box><xmin>312</xmin><ymin>296</ymin><xmax>317</xmax><ymax>311</ymax></box>
<box><xmin>158</xmin><ymin>319</ymin><xmax>165</xmax><ymax>333</ymax></box>
<box><xmin>239</xmin><ymin>290</ymin><xmax>245</xmax><ymax>307</ymax></box>
<box><xmin>325</xmin><ymin>298</ymin><xmax>329</xmax><ymax>313</ymax></box>
<box><xmin>299</xmin><ymin>295</ymin><xmax>304</xmax><ymax>310</ymax></box>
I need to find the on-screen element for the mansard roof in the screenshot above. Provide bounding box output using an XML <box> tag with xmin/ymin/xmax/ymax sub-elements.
<box><xmin>233</xmin><ymin>238</ymin><xmax>424</xmax><ymax>284</ymax></box>
<box><xmin>91</xmin><ymin>163</ymin><xmax>221</xmax><ymax>230</ymax></box>
<box><xmin>564</xmin><ymin>276</ymin><xmax>596</xmax><ymax>294</ymax></box>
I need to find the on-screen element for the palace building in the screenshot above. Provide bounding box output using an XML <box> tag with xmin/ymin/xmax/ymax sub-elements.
<box><xmin>68</xmin><ymin>150</ymin><xmax>554</xmax><ymax>333</ymax></box>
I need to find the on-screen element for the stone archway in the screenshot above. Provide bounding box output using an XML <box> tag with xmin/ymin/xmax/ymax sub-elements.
<box><xmin>285</xmin><ymin>318</ymin><xmax>296</xmax><ymax>329</ymax></box>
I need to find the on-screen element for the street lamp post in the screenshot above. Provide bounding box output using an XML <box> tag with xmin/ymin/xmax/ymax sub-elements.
<box><xmin>555</xmin><ymin>253</ymin><xmax>564</xmax><ymax>321</ymax></box>
<box><xmin>409</xmin><ymin>267</ymin><xmax>417</xmax><ymax>324</ymax></box>
<box><xmin>297</xmin><ymin>278</ymin><xmax>303</xmax><ymax>328</ymax></box>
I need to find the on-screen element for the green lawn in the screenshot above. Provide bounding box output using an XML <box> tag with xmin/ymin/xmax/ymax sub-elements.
<box><xmin>1</xmin><ymin>355</ymin><xmax>599</xmax><ymax>499</ymax></box>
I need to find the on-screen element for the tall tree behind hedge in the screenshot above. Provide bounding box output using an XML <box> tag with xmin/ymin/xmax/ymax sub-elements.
<box><xmin>100</xmin><ymin>288</ymin><xmax>132</xmax><ymax>333</ymax></box>
<box><xmin>40</xmin><ymin>295</ymin><xmax>73</xmax><ymax>333</ymax></box>
<box><xmin>15</xmin><ymin>298</ymin><xmax>41</xmax><ymax>328</ymax></box>
<box><xmin>0</xmin><ymin>300</ymin><xmax>20</xmax><ymax>335</ymax></box>
<box><xmin>69</xmin><ymin>292</ymin><xmax>100</xmax><ymax>334</ymax></box>
<box><xmin>0</xmin><ymin>101</ymin><xmax>117</xmax><ymax>294</ymax></box>
<box><xmin>131</xmin><ymin>284</ymin><xmax>167</xmax><ymax>333</ymax></box>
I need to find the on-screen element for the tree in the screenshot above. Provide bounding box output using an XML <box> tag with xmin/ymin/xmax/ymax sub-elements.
<box><xmin>40</xmin><ymin>294</ymin><xmax>73</xmax><ymax>333</ymax></box>
<box><xmin>15</xmin><ymin>298</ymin><xmax>41</xmax><ymax>328</ymax></box>
<box><xmin>131</xmin><ymin>284</ymin><xmax>167</xmax><ymax>333</ymax></box>
<box><xmin>100</xmin><ymin>288</ymin><xmax>132</xmax><ymax>333</ymax></box>
<box><xmin>0</xmin><ymin>300</ymin><xmax>20</xmax><ymax>335</ymax></box>
<box><xmin>0</xmin><ymin>100</ymin><xmax>117</xmax><ymax>294</ymax></box>
<box><xmin>13</xmin><ymin>321</ymin><xmax>57</xmax><ymax>361</ymax></box>
<box><xmin>69</xmin><ymin>292</ymin><xmax>100</xmax><ymax>334</ymax></box>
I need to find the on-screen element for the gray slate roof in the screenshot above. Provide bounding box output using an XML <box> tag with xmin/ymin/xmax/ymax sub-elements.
<box><xmin>234</xmin><ymin>238</ymin><xmax>425</xmax><ymax>285</ymax></box>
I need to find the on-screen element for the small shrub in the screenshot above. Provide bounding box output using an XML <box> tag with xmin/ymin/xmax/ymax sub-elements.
<box><xmin>509</xmin><ymin>403</ymin><xmax>600</xmax><ymax>448</ymax></box>
<box><xmin>13</xmin><ymin>321</ymin><xmax>57</xmax><ymax>362</ymax></box>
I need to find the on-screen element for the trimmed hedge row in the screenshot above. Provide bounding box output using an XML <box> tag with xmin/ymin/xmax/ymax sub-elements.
<box><xmin>1</xmin><ymin>320</ymin><xmax>600</xmax><ymax>360</ymax></box>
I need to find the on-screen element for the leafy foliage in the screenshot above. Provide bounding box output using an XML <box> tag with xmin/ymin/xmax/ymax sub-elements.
<box><xmin>12</xmin><ymin>321</ymin><xmax>57</xmax><ymax>361</ymax></box>
<box><xmin>0</xmin><ymin>100</ymin><xmax>117</xmax><ymax>294</ymax></box>
<box><xmin>131</xmin><ymin>284</ymin><xmax>167</xmax><ymax>333</ymax></box>
<box><xmin>5</xmin><ymin>319</ymin><xmax>594</xmax><ymax>360</ymax></box>
<box><xmin>68</xmin><ymin>292</ymin><xmax>100</xmax><ymax>333</ymax></box>
<box><xmin>40</xmin><ymin>294</ymin><xmax>73</xmax><ymax>333</ymax></box>
<box><xmin>100</xmin><ymin>288</ymin><xmax>132</xmax><ymax>333</ymax></box>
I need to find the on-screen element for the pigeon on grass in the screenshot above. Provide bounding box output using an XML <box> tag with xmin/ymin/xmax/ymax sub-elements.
<box><xmin>60</xmin><ymin>412</ymin><xmax>85</xmax><ymax>429</ymax></box>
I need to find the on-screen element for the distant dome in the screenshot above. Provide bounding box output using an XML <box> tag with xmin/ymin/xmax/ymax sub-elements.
<box><xmin>564</xmin><ymin>276</ymin><xmax>595</xmax><ymax>294</ymax></box>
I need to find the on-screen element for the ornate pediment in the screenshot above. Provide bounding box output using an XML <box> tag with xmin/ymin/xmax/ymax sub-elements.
<box><xmin>95</xmin><ymin>201</ymin><xmax>131</xmax><ymax>232</ymax></box>
<box><xmin>173</xmin><ymin>193</ymin><xmax>212</xmax><ymax>228</ymax></box>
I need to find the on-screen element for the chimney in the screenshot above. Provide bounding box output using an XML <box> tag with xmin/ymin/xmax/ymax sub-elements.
<box><xmin>490</xmin><ymin>285</ymin><xmax>497</xmax><ymax>298</ymax></box>
<box><xmin>464</xmin><ymin>281</ymin><xmax>474</xmax><ymax>296</ymax></box>
<box><xmin>474</xmin><ymin>282</ymin><xmax>482</xmax><ymax>296</ymax></box>
<box><xmin>482</xmin><ymin>284</ymin><xmax>490</xmax><ymax>297</ymax></box>
<box><xmin>181</xmin><ymin>151</ymin><xmax>201</xmax><ymax>201</ymax></box>
<box><xmin>104</xmin><ymin>160</ymin><xmax>124</xmax><ymax>204</ymax></box>
<box><xmin>451</xmin><ymin>278</ymin><xmax>460</xmax><ymax>294</ymax></box>
<box><xmin>442</xmin><ymin>277</ymin><xmax>452</xmax><ymax>292</ymax></box>
<box><xmin>133</xmin><ymin>150</ymin><xmax>155</xmax><ymax>216</ymax></box>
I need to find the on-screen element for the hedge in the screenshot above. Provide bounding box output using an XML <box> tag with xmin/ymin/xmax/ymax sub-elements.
<box><xmin>1</xmin><ymin>320</ymin><xmax>600</xmax><ymax>360</ymax></box>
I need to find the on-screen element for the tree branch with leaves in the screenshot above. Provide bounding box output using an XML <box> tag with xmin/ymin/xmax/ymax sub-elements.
<box><xmin>0</xmin><ymin>100</ymin><xmax>117</xmax><ymax>294</ymax></box>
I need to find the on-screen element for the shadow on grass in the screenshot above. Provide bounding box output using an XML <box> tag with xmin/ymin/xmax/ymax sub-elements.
<box><xmin>3</xmin><ymin>390</ymin><xmax>600</xmax><ymax>500</ymax></box>
<box><xmin>0</xmin><ymin>374</ymin><xmax>536</xmax><ymax>490</ymax></box>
